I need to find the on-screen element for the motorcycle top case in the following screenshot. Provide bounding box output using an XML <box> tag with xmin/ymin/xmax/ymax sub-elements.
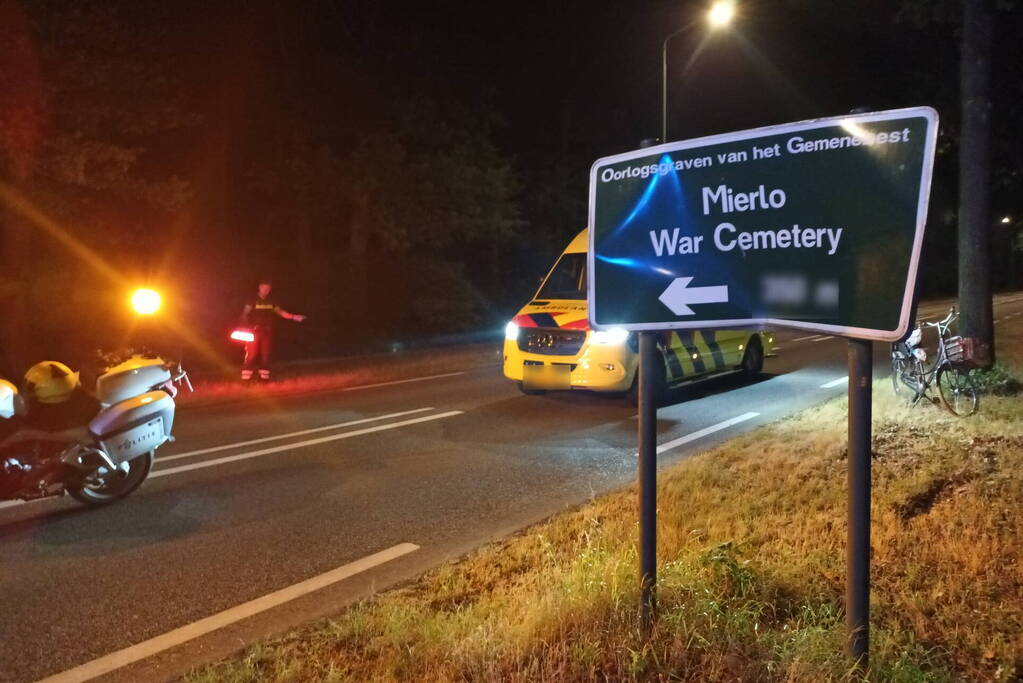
<box><xmin>96</xmin><ymin>356</ymin><xmax>171</xmax><ymax>405</ymax></box>
<box><xmin>89</xmin><ymin>391</ymin><xmax>175</xmax><ymax>464</ymax></box>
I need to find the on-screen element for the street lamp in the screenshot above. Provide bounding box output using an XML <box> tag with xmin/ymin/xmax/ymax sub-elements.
<box><xmin>662</xmin><ymin>0</ymin><xmax>736</xmax><ymax>143</ymax></box>
<box><xmin>707</xmin><ymin>0</ymin><xmax>735</xmax><ymax>28</ymax></box>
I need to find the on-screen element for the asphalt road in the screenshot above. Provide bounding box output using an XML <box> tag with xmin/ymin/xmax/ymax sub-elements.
<box><xmin>2</xmin><ymin>295</ymin><xmax>1021</xmax><ymax>682</ymax></box>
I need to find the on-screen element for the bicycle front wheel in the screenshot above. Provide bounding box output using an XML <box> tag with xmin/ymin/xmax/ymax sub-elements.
<box><xmin>936</xmin><ymin>367</ymin><xmax>978</xmax><ymax>416</ymax></box>
<box><xmin>891</xmin><ymin>352</ymin><xmax>908</xmax><ymax>395</ymax></box>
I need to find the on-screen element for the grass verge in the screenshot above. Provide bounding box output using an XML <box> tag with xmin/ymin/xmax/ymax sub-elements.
<box><xmin>187</xmin><ymin>328</ymin><xmax>1023</xmax><ymax>682</ymax></box>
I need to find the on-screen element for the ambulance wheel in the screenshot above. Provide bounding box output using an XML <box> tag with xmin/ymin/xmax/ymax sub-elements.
<box><xmin>68</xmin><ymin>451</ymin><xmax>154</xmax><ymax>506</ymax></box>
<box><xmin>516</xmin><ymin>382</ymin><xmax>546</xmax><ymax>396</ymax></box>
<box><xmin>741</xmin><ymin>336</ymin><xmax>764</xmax><ymax>378</ymax></box>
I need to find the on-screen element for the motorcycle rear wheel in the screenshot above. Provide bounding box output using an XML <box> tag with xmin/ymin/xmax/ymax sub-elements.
<box><xmin>68</xmin><ymin>451</ymin><xmax>154</xmax><ymax>506</ymax></box>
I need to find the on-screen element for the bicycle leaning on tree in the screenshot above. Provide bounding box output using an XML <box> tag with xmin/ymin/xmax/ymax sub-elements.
<box><xmin>890</xmin><ymin>306</ymin><xmax>978</xmax><ymax>416</ymax></box>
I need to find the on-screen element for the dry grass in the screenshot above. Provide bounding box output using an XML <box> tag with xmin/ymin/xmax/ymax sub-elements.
<box><xmin>177</xmin><ymin>344</ymin><xmax>500</xmax><ymax>406</ymax></box>
<box><xmin>187</xmin><ymin>324</ymin><xmax>1023</xmax><ymax>682</ymax></box>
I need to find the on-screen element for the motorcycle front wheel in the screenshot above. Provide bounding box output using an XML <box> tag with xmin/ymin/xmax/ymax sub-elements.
<box><xmin>68</xmin><ymin>451</ymin><xmax>154</xmax><ymax>506</ymax></box>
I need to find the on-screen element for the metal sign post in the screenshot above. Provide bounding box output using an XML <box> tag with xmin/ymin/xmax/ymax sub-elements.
<box><xmin>846</xmin><ymin>339</ymin><xmax>873</xmax><ymax>663</ymax></box>
<box><xmin>588</xmin><ymin>108</ymin><xmax>938</xmax><ymax>661</ymax></box>
<box><xmin>638</xmin><ymin>331</ymin><xmax>658</xmax><ymax>632</ymax></box>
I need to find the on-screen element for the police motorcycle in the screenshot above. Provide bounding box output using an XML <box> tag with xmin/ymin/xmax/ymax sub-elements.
<box><xmin>0</xmin><ymin>356</ymin><xmax>190</xmax><ymax>507</ymax></box>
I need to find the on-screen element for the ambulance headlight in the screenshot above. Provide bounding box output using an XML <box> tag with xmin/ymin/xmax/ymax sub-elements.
<box><xmin>590</xmin><ymin>327</ymin><xmax>629</xmax><ymax>345</ymax></box>
<box><xmin>504</xmin><ymin>321</ymin><xmax>520</xmax><ymax>341</ymax></box>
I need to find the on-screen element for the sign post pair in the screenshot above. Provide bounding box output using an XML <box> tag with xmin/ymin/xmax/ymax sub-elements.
<box><xmin>588</xmin><ymin>107</ymin><xmax>939</xmax><ymax>662</ymax></box>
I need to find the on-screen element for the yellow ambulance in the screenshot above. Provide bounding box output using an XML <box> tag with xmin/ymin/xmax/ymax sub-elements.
<box><xmin>502</xmin><ymin>228</ymin><xmax>772</xmax><ymax>401</ymax></box>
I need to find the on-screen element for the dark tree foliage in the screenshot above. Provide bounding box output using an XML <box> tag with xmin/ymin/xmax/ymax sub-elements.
<box><xmin>342</xmin><ymin>99</ymin><xmax>524</xmax><ymax>339</ymax></box>
<box><xmin>1</xmin><ymin>0</ymin><xmax>197</xmax><ymax>373</ymax></box>
<box><xmin>0</xmin><ymin>0</ymin><xmax>527</xmax><ymax>369</ymax></box>
<box><xmin>2</xmin><ymin>0</ymin><xmax>1021</xmax><ymax>374</ymax></box>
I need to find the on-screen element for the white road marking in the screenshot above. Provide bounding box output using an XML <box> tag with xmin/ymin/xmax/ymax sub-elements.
<box><xmin>791</xmin><ymin>335</ymin><xmax>820</xmax><ymax>342</ymax></box>
<box><xmin>0</xmin><ymin>410</ymin><xmax>450</xmax><ymax>510</ymax></box>
<box><xmin>0</xmin><ymin>497</ymin><xmax>42</xmax><ymax>510</ymax></box>
<box><xmin>160</xmin><ymin>408</ymin><xmax>435</xmax><ymax>463</ymax></box>
<box><xmin>653</xmin><ymin>412</ymin><xmax>760</xmax><ymax>455</ymax></box>
<box><xmin>342</xmin><ymin>372</ymin><xmax>464</xmax><ymax>392</ymax></box>
<box><xmin>810</xmin><ymin>335</ymin><xmax>833</xmax><ymax>342</ymax></box>
<box><xmin>37</xmin><ymin>543</ymin><xmax>420</xmax><ymax>683</ymax></box>
<box><xmin>151</xmin><ymin>411</ymin><xmax>463</xmax><ymax>478</ymax></box>
<box><xmin>820</xmin><ymin>376</ymin><xmax>848</xmax><ymax>388</ymax></box>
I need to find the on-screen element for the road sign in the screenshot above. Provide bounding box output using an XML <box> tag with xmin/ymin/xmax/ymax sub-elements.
<box><xmin>588</xmin><ymin>107</ymin><xmax>938</xmax><ymax>341</ymax></box>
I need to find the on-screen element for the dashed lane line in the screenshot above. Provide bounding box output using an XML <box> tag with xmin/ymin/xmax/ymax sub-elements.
<box><xmin>653</xmin><ymin>412</ymin><xmax>761</xmax><ymax>455</ymax></box>
<box><xmin>160</xmin><ymin>407</ymin><xmax>436</xmax><ymax>463</ymax></box>
<box><xmin>37</xmin><ymin>543</ymin><xmax>421</xmax><ymax>683</ymax></box>
<box><xmin>342</xmin><ymin>372</ymin><xmax>464</xmax><ymax>392</ymax></box>
<box><xmin>820</xmin><ymin>376</ymin><xmax>848</xmax><ymax>389</ymax></box>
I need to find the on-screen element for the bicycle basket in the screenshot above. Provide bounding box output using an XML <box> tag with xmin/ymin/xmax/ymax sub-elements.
<box><xmin>944</xmin><ymin>336</ymin><xmax>968</xmax><ymax>364</ymax></box>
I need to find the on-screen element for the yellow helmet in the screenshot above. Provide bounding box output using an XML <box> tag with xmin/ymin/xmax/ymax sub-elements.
<box><xmin>24</xmin><ymin>361</ymin><xmax>80</xmax><ymax>404</ymax></box>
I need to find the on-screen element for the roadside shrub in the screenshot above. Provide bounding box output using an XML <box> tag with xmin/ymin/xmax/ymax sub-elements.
<box><xmin>967</xmin><ymin>364</ymin><xmax>1022</xmax><ymax>395</ymax></box>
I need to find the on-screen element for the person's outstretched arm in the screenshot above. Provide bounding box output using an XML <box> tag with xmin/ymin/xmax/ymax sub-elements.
<box><xmin>274</xmin><ymin>306</ymin><xmax>305</xmax><ymax>322</ymax></box>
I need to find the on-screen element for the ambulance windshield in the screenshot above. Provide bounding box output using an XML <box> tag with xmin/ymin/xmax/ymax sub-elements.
<box><xmin>537</xmin><ymin>253</ymin><xmax>586</xmax><ymax>300</ymax></box>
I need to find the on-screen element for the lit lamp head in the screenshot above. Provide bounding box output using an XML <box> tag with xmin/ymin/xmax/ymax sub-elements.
<box><xmin>131</xmin><ymin>288</ymin><xmax>162</xmax><ymax>316</ymax></box>
<box><xmin>707</xmin><ymin>0</ymin><xmax>736</xmax><ymax>28</ymax></box>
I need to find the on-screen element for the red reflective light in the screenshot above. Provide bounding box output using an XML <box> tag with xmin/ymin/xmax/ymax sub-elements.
<box><xmin>230</xmin><ymin>328</ymin><xmax>255</xmax><ymax>343</ymax></box>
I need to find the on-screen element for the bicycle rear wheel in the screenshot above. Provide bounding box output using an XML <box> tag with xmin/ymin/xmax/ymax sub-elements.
<box><xmin>936</xmin><ymin>367</ymin><xmax>978</xmax><ymax>416</ymax></box>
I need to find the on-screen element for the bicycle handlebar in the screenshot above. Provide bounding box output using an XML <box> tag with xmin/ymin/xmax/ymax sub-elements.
<box><xmin>920</xmin><ymin>306</ymin><xmax>957</xmax><ymax>333</ymax></box>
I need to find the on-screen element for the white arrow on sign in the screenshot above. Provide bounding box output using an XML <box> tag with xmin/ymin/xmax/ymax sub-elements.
<box><xmin>658</xmin><ymin>277</ymin><xmax>729</xmax><ymax>316</ymax></box>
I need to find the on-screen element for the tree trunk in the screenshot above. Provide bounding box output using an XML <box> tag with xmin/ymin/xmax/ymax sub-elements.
<box><xmin>957</xmin><ymin>0</ymin><xmax>995</xmax><ymax>367</ymax></box>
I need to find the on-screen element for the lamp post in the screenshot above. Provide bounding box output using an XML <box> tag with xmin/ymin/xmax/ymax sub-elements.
<box><xmin>640</xmin><ymin>0</ymin><xmax>736</xmax><ymax>634</ymax></box>
<box><xmin>661</xmin><ymin>0</ymin><xmax>736</xmax><ymax>143</ymax></box>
